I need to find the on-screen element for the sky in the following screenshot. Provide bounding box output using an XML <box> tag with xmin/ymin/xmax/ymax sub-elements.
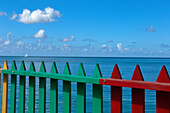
<box><xmin>0</xmin><ymin>0</ymin><xmax>170</xmax><ymax>57</ymax></box>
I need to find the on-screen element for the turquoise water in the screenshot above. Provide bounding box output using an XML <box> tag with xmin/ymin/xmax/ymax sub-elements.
<box><xmin>0</xmin><ymin>56</ymin><xmax>170</xmax><ymax>113</ymax></box>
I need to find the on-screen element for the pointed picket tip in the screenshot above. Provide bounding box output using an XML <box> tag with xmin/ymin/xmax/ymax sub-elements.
<box><xmin>51</xmin><ymin>62</ymin><xmax>58</xmax><ymax>73</ymax></box>
<box><xmin>29</xmin><ymin>61</ymin><xmax>36</xmax><ymax>71</ymax></box>
<box><xmin>39</xmin><ymin>61</ymin><xmax>46</xmax><ymax>72</ymax></box>
<box><xmin>111</xmin><ymin>64</ymin><xmax>122</xmax><ymax>79</ymax></box>
<box><xmin>156</xmin><ymin>65</ymin><xmax>170</xmax><ymax>83</ymax></box>
<box><xmin>3</xmin><ymin>60</ymin><xmax>8</xmax><ymax>69</ymax></box>
<box><xmin>11</xmin><ymin>60</ymin><xmax>17</xmax><ymax>70</ymax></box>
<box><xmin>63</xmin><ymin>62</ymin><xmax>71</xmax><ymax>75</ymax></box>
<box><xmin>132</xmin><ymin>65</ymin><xmax>144</xmax><ymax>81</ymax></box>
<box><xmin>93</xmin><ymin>64</ymin><xmax>102</xmax><ymax>78</ymax></box>
<box><xmin>20</xmin><ymin>61</ymin><xmax>26</xmax><ymax>70</ymax></box>
<box><xmin>77</xmin><ymin>63</ymin><xmax>86</xmax><ymax>76</ymax></box>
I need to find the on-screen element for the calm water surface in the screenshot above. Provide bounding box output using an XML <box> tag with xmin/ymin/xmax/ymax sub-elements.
<box><xmin>0</xmin><ymin>56</ymin><xmax>170</xmax><ymax>113</ymax></box>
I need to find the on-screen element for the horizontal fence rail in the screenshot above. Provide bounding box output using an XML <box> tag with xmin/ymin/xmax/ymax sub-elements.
<box><xmin>0</xmin><ymin>60</ymin><xmax>170</xmax><ymax>113</ymax></box>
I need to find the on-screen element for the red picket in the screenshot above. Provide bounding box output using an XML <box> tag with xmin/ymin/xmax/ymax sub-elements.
<box><xmin>111</xmin><ymin>64</ymin><xmax>122</xmax><ymax>113</ymax></box>
<box><xmin>156</xmin><ymin>66</ymin><xmax>170</xmax><ymax>113</ymax></box>
<box><xmin>131</xmin><ymin>65</ymin><xmax>145</xmax><ymax>113</ymax></box>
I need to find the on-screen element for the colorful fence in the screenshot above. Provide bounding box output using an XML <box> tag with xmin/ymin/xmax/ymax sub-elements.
<box><xmin>0</xmin><ymin>60</ymin><xmax>170</xmax><ymax>113</ymax></box>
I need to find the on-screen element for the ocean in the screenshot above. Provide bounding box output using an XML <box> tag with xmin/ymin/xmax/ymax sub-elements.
<box><xmin>0</xmin><ymin>56</ymin><xmax>170</xmax><ymax>113</ymax></box>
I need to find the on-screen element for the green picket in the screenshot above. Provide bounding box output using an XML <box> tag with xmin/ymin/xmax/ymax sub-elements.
<box><xmin>39</xmin><ymin>61</ymin><xmax>46</xmax><ymax>113</ymax></box>
<box><xmin>19</xmin><ymin>61</ymin><xmax>26</xmax><ymax>113</ymax></box>
<box><xmin>63</xmin><ymin>62</ymin><xmax>71</xmax><ymax>113</ymax></box>
<box><xmin>77</xmin><ymin>63</ymin><xmax>86</xmax><ymax>113</ymax></box>
<box><xmin>28</xmin><ymin>61</ymin><xmax>36</xmax><ymax>113</ymax></box>
<box><xmin>3</xmin><ymin>61</ymin><xmax>105</xmax><ymax>113</ymax></box>
<box><xmin>50</xmin><ymin>62</ymin><xmax>58</xmax><ymax>113</ymax></box>
<box><xmin>92</xmin><ymin>64</ymin><xmax>103</xmax><ymax>113</ymax></box>
<box><xmin>10</xmin><ymin>60</ymin><xmax>17</xmax><ymax>113</ymax></box>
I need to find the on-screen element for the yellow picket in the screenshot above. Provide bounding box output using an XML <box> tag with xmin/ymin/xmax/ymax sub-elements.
<box><xmin>2</xmin><ymin>60</ymin><xmax>8</xmax><ymax>113</ymax></box>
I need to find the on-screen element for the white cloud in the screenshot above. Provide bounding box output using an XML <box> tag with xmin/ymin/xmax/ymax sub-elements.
<box><xmin>101</xmin><ymin>44</ymin><xmax>106</xmax><ymax>48</ymax></box>
<box><xmin>101</xmin><ymin>44</ymin><xmax>113</xmax><ymax>52</ymax></box>
<box><xmin>11</xmin><ymin>12</ymin><xmax>17</xmax><ymax>20</ymax></box>
<box><xmin>59</xmin><ymin>44</ymin><xmax>72</xmax><ymax>51</ymax></box>
<box><xmin>7</xmin><ymin>32</ymin><xmax>12</xmax><ymax>39</ymax></box>
<box><xmin>18</xmin><ymin>7</ymin><xmax>61</xmax><ymax>24</ymax></box>
<box><xmin>117</xmin><ymin>43</ymin><xmax>123</xmax><ymax>52</ymax></box>
<box><xmin>15</xmin><ymin>40</ymin><xmax>24</xmax><ymax>49</ymax></box>
<box><xmin>16</xmin><ymin>40</ymin><xmax>24</xmax><ymax>45</ymax></box>
<box><xmin>82</xmin><ymin>44</ymin><xmax>93</xmax><ymax>52</ymax></box>
<box><xmin>4</xmin><ymin>40</ymin><xmax>10</xmax><ymax>45</ymax></box>
<box><xmin>59</xmin><ymin>35</ymin><xmax>75</xmax><ymax>42</ymax></box>
<box><xmin>33</xmin><ymin>29</ymin><xmax>46</xmax><ymax>38</ymax></box>
<box><xmin>0</xmin><ymin>11</ymin><xmax>7</xmax><ymax>16</ymax></box>
<box><xmin>4</xmin><ymin>32</ymin><xmax>12</xmax><ymax>45</ymax></box>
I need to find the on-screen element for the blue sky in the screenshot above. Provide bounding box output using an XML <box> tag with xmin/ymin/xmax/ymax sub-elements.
<box><xmin>0</xmin><ymin>0</ymin><xmax>170</xmax><ymax>57</ymax></box>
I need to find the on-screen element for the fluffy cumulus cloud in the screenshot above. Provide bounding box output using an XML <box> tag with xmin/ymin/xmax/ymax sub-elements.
<box><xmin>58</xmin><ymin>35</ymin><xmax>75</xmax><ymax>42</ymax></box>
<box><xmin>0</xmin><ymin>11</ymin><xmax>7</xmax><ymax>16</ymax></box>
<box><xmin>17</xmin><ymin>7</ymin><xmax>61</xmax><ymax>24</ymax></box>
<box><xmin>33</xmin><ymin>29</ymin><xmax>46</xmax><ymax>38</ymax></box>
